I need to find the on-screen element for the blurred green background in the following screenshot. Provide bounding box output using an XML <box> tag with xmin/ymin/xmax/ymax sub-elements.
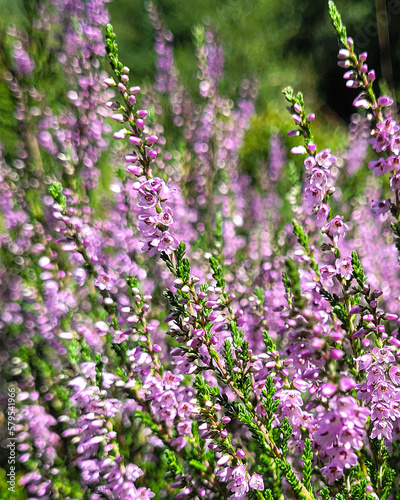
<box><xmin>1</xmin><ymin>0</ymin><xmax>400</xmax><ymax>161</ymax></box>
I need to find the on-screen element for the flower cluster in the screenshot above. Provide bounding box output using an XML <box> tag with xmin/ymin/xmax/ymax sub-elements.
<box><xmin>2</xmin><ymin>2</ymin><xmax>400</xmax><ymax>500</ymax></box>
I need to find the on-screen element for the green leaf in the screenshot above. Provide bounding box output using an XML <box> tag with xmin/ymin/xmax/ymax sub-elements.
<box><xmin>301</xmin><ymin>439</ymin><xmax>313</xmax><ymax>491</ymax></box>
<box><xmin>328</xmin><ymin>1</ymin><xmax>348</xmax><ymax>46</ymax></box>
<box><xmin>48</xmin><ymin>182</ymin><xmax>66</xmax><ymax>210</ymax></box>
<box><xmin>351</xmin><ymin>251</ymin><xmax>367</xmax><ymax>288</ymax></box>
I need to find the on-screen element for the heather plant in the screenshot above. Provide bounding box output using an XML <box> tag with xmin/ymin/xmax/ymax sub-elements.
<box><xmin>1</xmin><ymin>2</ymin><xmax>400</xmax><ymax>500</ymax></box>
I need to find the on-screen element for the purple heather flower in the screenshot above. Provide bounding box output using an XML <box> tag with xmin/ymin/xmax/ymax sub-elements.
<box><xmin>138</xmin><ymin>215</ymin><xmax>157</xmax><ymax>235</ymax></box>
<box><xmin>367</xmin><ymin>365</ymin><xmax>386</xmax><ymax>385</ymax></box>
<box><xmin>339</xmin><ymin>377</ymin><xmax>356</xmax><ymax>392</ymax></box>
<box><xmin>249</xmin><ymin>474</ymin><xmax>264</xmax><ymax>491</ymax></box>
<box><xmin>377</xmin><ymin>96</ymin><xmax>394</xmax><ymax>107</ymax></box>
<box><xmin>13</xmin><ymin>43</ymin><xmax>35</xmax><ymax>75</ymax></box>
<box><xmin>389</xmin><ymin>365</ymin><xmax>400</xmax><ymax>385</ymax></box>
<box><xmin>304</xmin><ymin>156</ymin><xmax>317</xmax><ymax>169</ymax></box>
<box><xmin>316</xmin><ymin>148</ymin><xmax>336</xmax><ymax>169</ymax></box>
<box><xmin>328</xmin><ymin>447</ymin><xmax>358</xmax><ymax>470</ymax></box>
<box><xmin>157</xmin><ymin>208</ymin><xmax>174</xmax><ymax>226</ymax></box>
<box><xmin>320</xmin><ymin>464</ymin><xmax>343</xmax><ymax>484</ymax></box>
<box><xmin>371</xmin><ymin>199</ymin><xmax>391</xmax><ymax>216</ymax></box>
<box><xmin>138</xmin><ymin>190</ymin><xmax>158</xmax><ymax>209</ymax></box>
<box><xmin>320</xmin><ymin>265</ymin><xmax>336</xmax><ymax>287</ymax></box>
<box><xmin>369</xmin><ymin>158</ymin><xmax>388</xmax><ymax>177</ymax></box>
<box><xmin>73</xmin><ymin>267</ymin><xmax>87</xmax><ymax>286</ymax></box>
<box><xmin>390</xmin><ymin>173</ymin><xmax>400</xmax><ymax>191</ymax></box>
<box><xmin>390</xmin><ymin>135</ymin><xmax>400</xmax><ymax>154</ymax></box>
<box><xmin>371</xmin><ymin>419</ymin><xmax>393</xmax><ymax>440</ymax></box>
<box><xmin>336</xmin><ymin>258</ymin><xmax>353</xmax><ymax>279</ymax></box>
<box><xmin>371</xmin><ymin>402</ymin><xmax>390</xmax><ymax>420</ymax></box>
<box><xmin>304</xmin><ymin>186</ymin><xmax>324</xmax><ymax>207</ymax></box>
<box><xmin>316</xmin><ymin>203</ymin><xmax>330</xmax><ymax>226</ymax></box>
<box><xmin>142</xmin><ymin>178</ymin><xmax>163</xmax><ymax>192</ymax></box>
<box><xmin>310</xmin><ymin>168</ymin><xmax>327</xmax><ymax>186</ymax></box>
<box><xmin>325</xmin><ymin>215</ymin><xmax>348</xmax><ymax>240</ymax></box>
<box><xmin>387</xmin><ymin>155</ymin><xmax>400</xmax><ymax>171</ymax></box>
<box><xmin>373</xmin><ymin>347</ymin><xmax>395</xmax><ymax>364</ymax></box>
<box><xmin>158</xmin><ymin>181</ymin><xmax>175</xmax><ymax>201</ymax></box>
<box><xmin>377</xmin><ymin>117</ymin><xmax>399</xmax><ymax>136</ymax></box>
<box><xmin>227</xmin><ymin>464</ymin><xmax>249</xmax><ymax>498</ymax></box>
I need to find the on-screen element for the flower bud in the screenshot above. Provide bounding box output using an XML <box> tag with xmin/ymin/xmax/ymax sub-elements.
<box><xmin>104</xmin><ymin>77</ymin><xmax>116</xmax><ymax>87</ymax></box>
<box><xmin>129</xmin><ymin>136</ymin><xmax>141</xmax><ymax>146</ymax></box>
<box><xmin>291</xmin><ymin>145</ymin><xmax>306</xmax><ymax>155</ymax></box>
<box><xmin>147</xmin><ymin>135</ymin><xmax>158</xmax><ymax>145</ymax></box>
<box><xmin>338</xmin><ymin>48</ymin><xmax>350</xmax><ymax>59</ymax></box>
<box><xmin>378</xmin><ymin>96</ymin><xmax>394</xmax><ymax>107</ymax></box>
<box><xmin>112</xmin><ymin>113</ymin><xmax>125</xmax><ymax>123</ymax></box>
<box><xmin>368</xmin><ymin>70</ymin><xmax>376</xmax><ymax>82</ymax></box>
<box><xmin>148</xmin><ymin>150</ymin><xmax>158</xmax><ymax>159</ymax></box>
